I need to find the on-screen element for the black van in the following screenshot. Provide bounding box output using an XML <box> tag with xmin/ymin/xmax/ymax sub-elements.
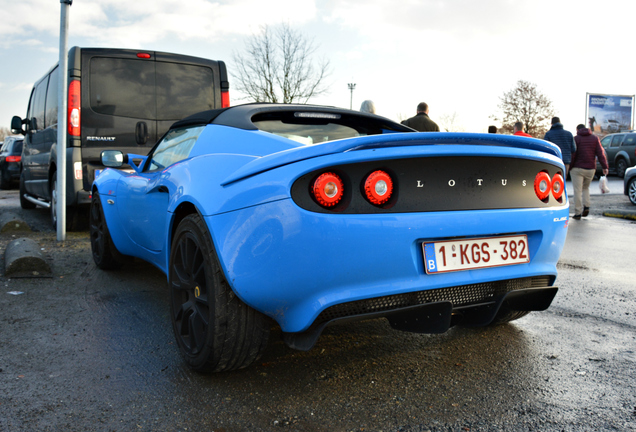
<box><xmin>11</xmin><ymin>47</ymin><xmax>229</xmax><ymax>228</ymax></box>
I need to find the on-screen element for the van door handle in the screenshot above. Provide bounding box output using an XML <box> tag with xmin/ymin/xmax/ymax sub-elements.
<box><xmin>135</xmin><ymin>121</ymin><xmax>148</xmax><ymax>145</ymax></box>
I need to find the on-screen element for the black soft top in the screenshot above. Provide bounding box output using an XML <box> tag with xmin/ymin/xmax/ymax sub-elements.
<box><xmin>168</xmin><ymin>103</ymin><xmax>414</xmax><ymax>133</ymax></box>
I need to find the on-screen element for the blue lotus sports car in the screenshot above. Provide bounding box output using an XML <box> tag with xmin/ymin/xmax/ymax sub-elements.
<box><xmin>90</xmin><ymin>104</ymin><xmax>569</xmax><ymax>372</ymax></box>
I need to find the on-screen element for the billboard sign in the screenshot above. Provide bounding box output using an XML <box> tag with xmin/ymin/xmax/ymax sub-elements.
<box><xmin>586</xmin><ymin>93</ymin><xmax>634</xmax><ymax>136</ymax></box>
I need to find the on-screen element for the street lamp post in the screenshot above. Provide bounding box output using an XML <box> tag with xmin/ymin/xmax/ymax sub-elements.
<box><xmin>348</xmin><ymin>83</ymin><xmax>356</xmax><ymax>110</ymax></box>
<box><xmin>57</xmin><ymin>0</ymin><xmax>72</xmax><ymax>241</ymax></box>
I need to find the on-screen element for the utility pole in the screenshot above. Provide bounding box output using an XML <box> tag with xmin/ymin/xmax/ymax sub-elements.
<box><xmin>57</xmin><ymin>0</ymin><xmax>72</xmax><ymax>241</ymax></box>
<box><xmin>348</xmin><ymin>83</ymin><xmax>356</xmax><ymax>110</ymax></box>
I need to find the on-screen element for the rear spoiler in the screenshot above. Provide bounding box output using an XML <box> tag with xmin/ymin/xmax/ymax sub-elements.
<box><xmin>221</xmin><ymin>132</ymin><xmax>562</xmax><ymax>186</ymax></box>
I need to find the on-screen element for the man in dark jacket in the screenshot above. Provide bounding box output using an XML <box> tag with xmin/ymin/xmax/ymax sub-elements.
<box><xmin>570</xmin><ymin>124</ymin><xmax>609</xmax><ymax>219</ymax></box>
<box><xmin>401</xmin><ymin>102</ymin><xmax>440</xmax><ymax>132</ymax></box>
<box><xmin>543</xmin><ymin>117</ymin><xmax>576</xmax><ymax>175</ymax></box>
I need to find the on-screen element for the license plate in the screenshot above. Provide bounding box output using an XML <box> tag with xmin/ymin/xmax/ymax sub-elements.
<box><xmin>422</xmin><ymin>235</ymin><xmax>529</xmax><ymax>274</ymax></box>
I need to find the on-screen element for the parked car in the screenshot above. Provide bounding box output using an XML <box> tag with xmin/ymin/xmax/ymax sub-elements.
<box><xmin>91</xmin><ymin>104</ymin><xmax>569</xmax><ymax>372</ymax></box>
<box><xmin>0</xmin><ymin>136</ymin><xmax>23</xmax><ymax>189</ymax></box>
<box><xmin>11</xmin><ymin>47</ymin><xmax>229</xmax><ymax>229</ymax></box>
<box><xmin>598</xmin><ymin>131</ymin><xmax>636</xmax><ymax>178</ymax></box>
<box><xmin>624</xmin><ymin>166</ymin><xmax>636</xmax><ymax>205</ymax></box>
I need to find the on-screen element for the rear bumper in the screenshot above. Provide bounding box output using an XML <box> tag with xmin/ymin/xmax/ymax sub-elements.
<box><xmin>207</xmin><ymin>198</ymin><xmax>569</xmax><ymax>333</ymax></box>
<box><xmin>283</xmin><ymin>281</ymin><xmax>558</xmax><ymax>350</ymax></box>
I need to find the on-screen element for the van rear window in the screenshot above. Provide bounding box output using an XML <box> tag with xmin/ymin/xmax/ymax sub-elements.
<box><xmin>156</xmin><ymin>63</ymin><xmax>215</xmax><ymax>120</ymax></box>
<box><xmin>90</xmin><ymin>58</ymin><xmax>156</xmax><ymax>119</ymax></box>
<box><xmin>89</xmin><ymin>58</ymin><xmax>216</xmax><ymax>122</ymax></box>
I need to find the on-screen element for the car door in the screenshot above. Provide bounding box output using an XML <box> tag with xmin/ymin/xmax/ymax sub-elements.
<box><xmin>621</xmin><ymin>133</ymin><xmax>636</xmax><ymax>166</ymax></box>
<box><xmin>606</xmin><ymin>134</ymin><xmax>624</xmax><ymax>168</ymax></box>
<box><xmin>24</xmin><ymin>76</ymin><xmax>50</xmax><ymax>196</ymax></box>
<box><xmin>115</xmin><ymin>126</ymin><xmax>205</xmax><ymax>252</ymax></box>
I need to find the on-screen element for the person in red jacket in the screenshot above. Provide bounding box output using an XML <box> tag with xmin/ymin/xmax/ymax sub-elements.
<box><xmin>513</xmin><ymin>122</ymin><xmax>532</xmax><ymax>137</ymax></box>
<box><xmin>570</xmin><ymin>124</ymin><xmax>609</xmax><ymax>219</ymax></box>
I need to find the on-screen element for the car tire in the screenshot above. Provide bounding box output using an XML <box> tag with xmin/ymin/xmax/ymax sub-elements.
<box><xmin>628</xmin><ymin>178</ymin><xmax>636</xmax><ymax>205</ymax></box>
<box><xmin>19</xmin><ymin>171</ymin><xmax>36</xmax><ymax>209</ymax></box>
<box><xmin>169</xmin><ymin>213</ymin><xmax>270</xmax><ymax>372</ymax></box>
<box><xmin>616</xmin><ymin>158</ymin><xmax>628</xmax><ymax>178</ymax></box>
<box><xmin>489</xmin><ymin>308</ymin><xmax>530</xmax><ymax>325</ymax></box>
<box><xmin>89</xmin><ymin>191</ymin><xmax>124</xmax><ymax>270</ymax></box>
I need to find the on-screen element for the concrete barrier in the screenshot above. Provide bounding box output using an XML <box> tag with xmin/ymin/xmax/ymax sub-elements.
<box><xmin>0</xmin><ymin>212</ymin><xmax>32</xmax><ymax>234</ymax></box>
<box><xmin>3</xmin><ymin>238</ymin><xmax>51</xmax><ymax>278</ymax></box>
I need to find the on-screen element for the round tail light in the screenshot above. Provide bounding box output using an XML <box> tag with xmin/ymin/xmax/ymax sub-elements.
<box><xmin>364</xmin><ymin>170</ymin><xmax>393</xmax><ymax>205</ymax></box>
<box><xmin>312</xmin><ymin>172</ymin><xmax>344</xmax><ymax>207</ymax></box>
<box><xmin>534</xmin><ymin>172</ymin><xmax>551</xmax><ymax>201</ymax></box>
<box><xmin>551</xmin><ymin>173</ymin><xmax>564</xmax><ymax>200</ymax></box>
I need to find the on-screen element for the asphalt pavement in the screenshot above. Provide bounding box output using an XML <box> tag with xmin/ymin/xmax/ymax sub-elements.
<box><xmin>1</xmin><ymin>183</ymin><xmax>636</xmax><ymax>431</ymax></box>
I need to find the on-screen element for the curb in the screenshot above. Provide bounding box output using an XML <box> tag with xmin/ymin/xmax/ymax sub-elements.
<box><xmin>603</xmin><ymin>210</ymin><xmax>636</xmax><ymax>221</ymax></box>
<box><xmin>0</xmin><ymin>212</ymin><xmax>32</xmax><ymax>233</ymax></box>
<box><xmin>3</xmin><ymin>238</ymin><xmax>52</xmax><ymax>278</ymax></box>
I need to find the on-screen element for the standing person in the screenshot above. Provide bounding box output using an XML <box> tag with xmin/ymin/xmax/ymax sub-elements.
<box><xmin>570</xmin><ymin>124</ymin><xmax>609</xmax><ymax>220</ymax></box>
<box><xmin>488</xmin><ymin>125</ymin><xmax>497</xmax><ymax>134</ymax></box>
<box><xmin>513</xmin><ymin>122</ymin><xmax>532</xmax><ymax>137</ymax></box>
<box><xmin>360</xmin><ymin>100</ymin><xmax>376</xmax><ymax>114</ymax></box>
<box><xmin>543</xmin><ymin>117</ymin><xmax>576</xmax><ymax>176</ymax></box>
<box><xmin>401</xmin><ymin>102</ymin><xmax>440</xmax><ymax>132</ymax></box>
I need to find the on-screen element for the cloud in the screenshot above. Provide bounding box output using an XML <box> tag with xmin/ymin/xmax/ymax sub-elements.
<box><xmin>0</xmin><ymin>0</ymin><xmax>319</xmax><ymax>47</ymax></box>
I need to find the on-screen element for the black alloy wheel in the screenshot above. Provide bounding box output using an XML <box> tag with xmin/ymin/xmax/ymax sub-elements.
<box><xmin>89</xmin><ymin>191</ymin><xmax>123</xmax><ymax>270</ymax></box>
<box><xmin>169</xmin><ymin>214</ymin><xmax>269</xmax><ymax>372</ymax></box>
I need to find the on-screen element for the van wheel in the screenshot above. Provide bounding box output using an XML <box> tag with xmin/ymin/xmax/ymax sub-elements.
<box><xmin>19</xmin><ymin>172</ymin><xmax>36</xmax><ymax>209</ymax></box>
<box><xmin>50</xmin><ymin>174</ymin><xmax>76</xmax><ymax>231</ymax></box>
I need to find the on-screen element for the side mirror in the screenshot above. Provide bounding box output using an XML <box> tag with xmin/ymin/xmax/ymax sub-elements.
<box><xmin>11</xmin><ymin>116</ymin><xmax>25</xmax><ymax>135</ymax></box>
<box><xmin>101</xmin><ymin>150</ymin><xmax>126</xmax><ymax>168</ymax></box>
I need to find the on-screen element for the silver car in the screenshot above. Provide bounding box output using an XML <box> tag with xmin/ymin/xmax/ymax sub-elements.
<box><xmin>624</xmin><ymin>166</ymin><xmax>636</xmax><ymax>205</ymax></box>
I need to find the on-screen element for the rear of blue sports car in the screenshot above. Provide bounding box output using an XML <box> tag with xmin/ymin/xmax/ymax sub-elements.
<box><xmin>209</xmin><ymin>142</ymin><xmax>568</xmax><ymax>351</ymax></box>
<box><xmin>92</xmin><ymin>104</ymin><xmax>569</xmax><ymax>371</ymax></box>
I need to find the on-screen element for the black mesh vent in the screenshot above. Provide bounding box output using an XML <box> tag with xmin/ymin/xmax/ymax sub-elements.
<box><xmin>315</xmin><ymin>276</ymin><xmax>551</xmax><ymax>325</ymax></box>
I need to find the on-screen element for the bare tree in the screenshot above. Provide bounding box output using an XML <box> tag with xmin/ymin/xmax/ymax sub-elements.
<box><xmin>232</xmin><ymin>23</ymin><xmax>330</xmax><ymax>104</ymax></box>
<box><xmin>0</xmin><ymin>127</ymin><xmax>12</xmax><ymax>142</ymax></box>
<box><xmin>491</xmin><ymin>80</ymin><xmax>555</xmax><ymax>137</ymax></box>
<box><xmin>438</xmin><ymin>112</ymin><xmax>465</xmax><ymax>132</ymax></box>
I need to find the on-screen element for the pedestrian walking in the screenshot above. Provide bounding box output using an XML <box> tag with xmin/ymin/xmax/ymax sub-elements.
<box><xmin>543</xmin><ymin>117</ymin><xmax>576</xmax><ymax>176</ymax></box>
<box><xmin>513</xmin><ymin>122</ymin><xmax>532</xmax><ymax>137</ymax></box>
<box><xmin>360</xmin><ymin>100</ymin><xmax>376</xmax><ymax>114</ymax></box>
<box><xmin>401</xmin><ymin>102</ymin><xmax>440</xmax><ymax>132</ymax></box>
<box><xmin>570</xmin><ymin>124</ymin><xmax>609</xmax><ymax>220</ymax></box>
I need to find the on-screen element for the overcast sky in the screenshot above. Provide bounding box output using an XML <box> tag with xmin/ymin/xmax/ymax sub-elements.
<box><xmin>1</xmin><ymin>0</ymin><xmax>635</xmax><ymax>134</ymax></box>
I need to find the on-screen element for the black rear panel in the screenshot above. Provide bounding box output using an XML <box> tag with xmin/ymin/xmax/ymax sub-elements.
<box><xmin>292</xmin><ymin>156</ymin><xmax>565</xmax><ymax>213</ymax></box>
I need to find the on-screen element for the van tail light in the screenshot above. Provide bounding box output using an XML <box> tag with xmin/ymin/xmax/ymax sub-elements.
<box><xmin>136</xmin><ymin>52</ymin><xmax>151</xmax><ymax>59</ymax></box>
<box><xmin>364</xmin><ymin>170</ymin><xmax>393</xmax><ymax>205</ymax></box>
<box><xmin>221</xmin><ymin>90</ymin><xmax>230</xmax><ymax>108</ymax></box>
<box><xmin>312</xmin><ymin>172</ymin><xmax>344</xmax><ymax>207</ymax></box>
<box><xmin>534</xmin><ymin>172</ymin><xmax>551</xmax><ymax>201</ymax></box>
<box><xmin>551</xmin><ymin>173</ymin><xmax>564</xmax><ymax>200</ymax></box>
<box><xmin>68</xmin><ymin>80</ymin><xmax>81</xmax><ymax>137</ymax></box>
<box><xmin>6</xmin><ymin>156</ymin><xmax>21</xmax><ymax>163</ymax></box>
